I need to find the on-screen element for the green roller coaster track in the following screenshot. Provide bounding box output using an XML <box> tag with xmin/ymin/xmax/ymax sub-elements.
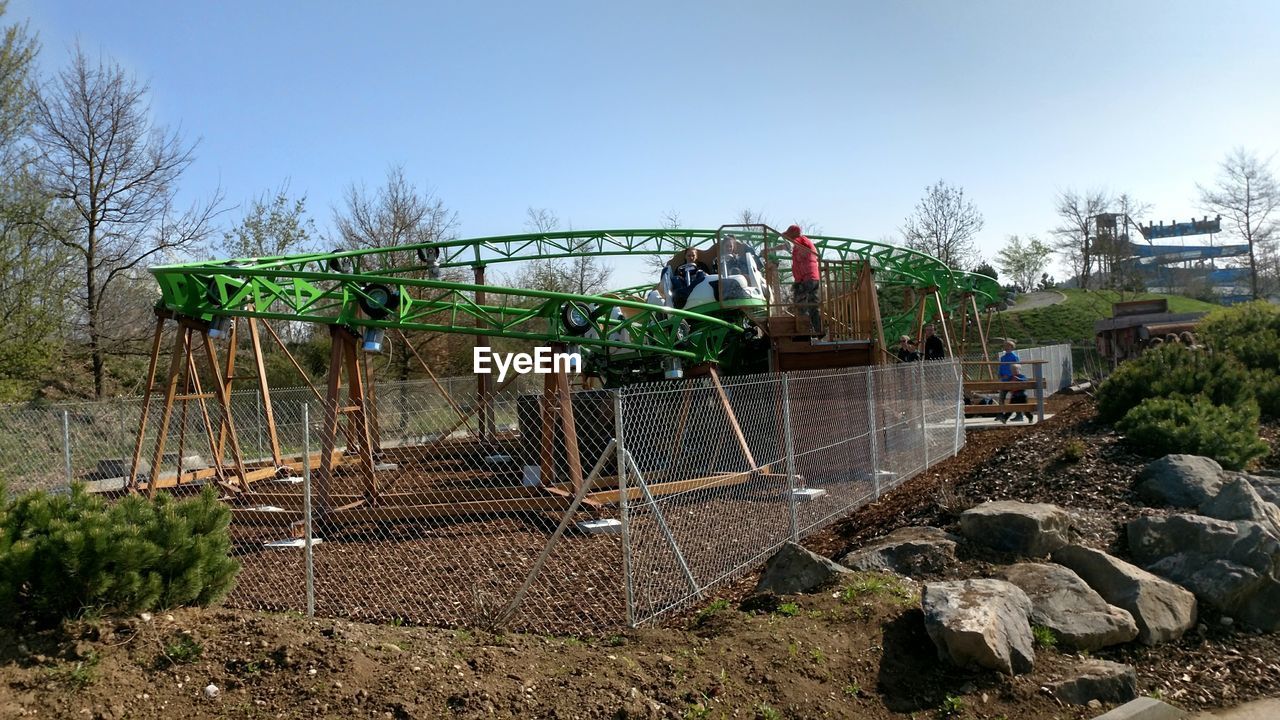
<box><xmin>150</xmin><ymin>227</ymin><xmax>1001</xmax><ymax>382</ymax></box>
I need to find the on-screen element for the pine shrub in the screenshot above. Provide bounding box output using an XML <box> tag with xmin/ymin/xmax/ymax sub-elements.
<box><xmin>1096</xmin><ymin>345</ymin><xmax>1253</xmax><ymax>423</ymax></box>
<box><xmin>0</xmin><ymin>485</ymin><xmax>238</xmax><ymax>626</ymax></box>
<box><xmin>1117</xmin><ymin>394</ymin><xmax>1268</xmax><ymax>471</ymax></box>
<box><xmin>1253</xmin><ymin>369</ymin><xmax>1280</xmax><ymax>422</ymax></box>
<box><xmin>1198</xmin><ymin>301</ymin><xmax>1280</xmax><ymax>372</ymax></box>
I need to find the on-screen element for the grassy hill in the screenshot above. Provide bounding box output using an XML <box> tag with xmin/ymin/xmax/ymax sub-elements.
<box><xmin>994</xmin><ymin>289</ymin><xmax>1220</xmax><ymax>345</ymax></box>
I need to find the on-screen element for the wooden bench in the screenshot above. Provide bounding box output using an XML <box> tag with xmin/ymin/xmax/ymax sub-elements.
<box><xmin>961</xmin><ymin>360</ymin><xmax>1048</xmax><ymax>422</ymax></box>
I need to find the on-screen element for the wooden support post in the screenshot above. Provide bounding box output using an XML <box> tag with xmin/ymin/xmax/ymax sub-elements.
<box><xmin>247</xmin><ymin>318</ymin><xmax>283</xmax><ymax>466</ymax></box>
<box><xmin>474</xmin><ymin>265</ymin><xmax>494</xmax><ymax>444</ymax></box>
<box><xmin>554</xmin><ymin>353</ymin><xmax>585</xmax><ymax>493</ymax></box>
<box><xmin>538</xmin><ymin>369</ymin><xmax>557</xmax><ymax>486</ymax></box>
<box><xmin>954</xmin><ymin>294</ymin><xmax>971</xmax><ymax>360</ymax></box>
<box><xmin>972</xmin><ymin>296</ymin><xmax>994</xmax><ymax>380</ymax></box>
<box><xmin>708</xmin><ymin>366</ymin><xmax>758</xmax><ymax>470</ymax></box>
<box><xmin>128</xmin><ymin>316</ymin><xmax>168</xmax><ymax>490</ymax></box>
<box><xmin>185</xmin><ymin>347</ymin><xmax>223</xmax><ymax>482</ymax></box>
<box><xmin>213</xmin><ymin>317</ymin><xmax>239</xmax><ymax>462</ymax></box>
<box><xmin>146</xmin><ymin>328</ymin><xmax>192</xmax><ymax>499</ymax></box>
<box><xmin>866</xmin><ymin>265</ymin><xmax>888</xmax><ymax>365</ymax></box>
<box><xmin>314</xmin><ymin>327</ymin><xmax>346</xmax><ymax>515</ymax></box>
<box><xmin>341</xmin><ymin>330</ymin><xmax>377</xmax><ymax>502</ymax></box>
<box><xmin>261</xmin><ymin>319</ymin><xmax>325</xmax><ymax>403</ymax></box>
<box><xmin>202</xmin><ymin>329</ymin><xmax>250</xmax><ymax>491</ymax></box>
<box><xmin>399</xmin><ymin>330</ymin><xmax>472</xmax><ymax>430</ymax></box>
<box><xmin>363</xmin><ymin>351</ymin><xmax>382</xmax><ymax>457</ymax></box>
<box><xmin>913</xmin><ymin>288</ymin><xmax>930</xmax><ymax>346</ymax></box>
<box><xmin>932</xmin><ymin>291</ymin><xmax>953</xmax><ymax>358</ymax></box>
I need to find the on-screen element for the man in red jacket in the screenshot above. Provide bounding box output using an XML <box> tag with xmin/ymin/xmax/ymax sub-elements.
<box><xmin>768</xmin><ymin>224</ymin><xmax>823</xmax><ymax>336</ymax></box>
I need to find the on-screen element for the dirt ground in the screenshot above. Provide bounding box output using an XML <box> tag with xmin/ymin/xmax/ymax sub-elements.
<box><xmin>3</xmin><ymin>395</ymin><xmax>1279</xmax><ymax>719</ymax></box>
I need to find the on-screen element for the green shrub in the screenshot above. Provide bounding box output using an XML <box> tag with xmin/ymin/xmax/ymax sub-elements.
<box><xmin>1096</xmin><ymin>345</ymin><xmax>1252</xmax><ymax>423</ymax></box>
<box><xmin>1251</xmin><ymin>369</ymin><xmax>1280</xmax><ymax>421</ymax></box>
<box><xmin>1032</xmin><ymin>625</ymin><xmax>1059</xmax><ymax>648</ymax></box>
<box><xmin>1117</xmin><ymin>394</ymin><xmax>1268</xmax><ymax>470</ymax></box>
<box><xmin>1198</xmin><ymin>301</ymin><xmax>1280</xmax><ymax>372</ymax></box>
<box><xmin>0</xmin><ymin>485</ymin><xmax>239</xmax><ymax>626</ymax></box>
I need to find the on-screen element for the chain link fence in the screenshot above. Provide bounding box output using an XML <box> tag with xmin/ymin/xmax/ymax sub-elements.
<box><xmin>1</xmin><ymin>354</ymin><xmax>986</xmax><ymax>631</ymax></box>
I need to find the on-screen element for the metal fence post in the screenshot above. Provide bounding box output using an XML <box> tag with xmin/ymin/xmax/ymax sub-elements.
<box><xmin>302</xmin><ymin>403</ymin><xmax>315</xmax><ymax>619</ymax></box>
<box><xmin>919</xmin><ymin>361</ymin><xmax>928</xmax><ymax>471</ymax></box>
<box><xmin>781</xmin><ymin>374</ymin><xmax>799</xmax><ymax>542</ymax></box>
<box><xmin>953</xmin><ymin>359</ymin><xmax>964</xmax><ymax>457</ymax></box>
<box><xmin>62</xmin><ymin>410</ymin><xmax>72</xmax><ymax>485</ymax></box>
<box><xmin>866</xmin><ymin>368</ymin><xmax>880</xmax><ymax>500</ymax></box>
<box><xmin>615</xmin><ymin>390</ymin><xmax>636</xmax><ymax>628</ymax></box>
<box><xmin>1035</xmin><ymin>362</ymin><xmax>1046</xmax><ymax>423</ymax></box>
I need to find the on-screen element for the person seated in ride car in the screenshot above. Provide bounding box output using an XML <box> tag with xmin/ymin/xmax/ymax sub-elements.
<box><xmin>714</xmin><ymin>235</ymin><xmax>760</xmax><ymax>277</ymax></box>
<box><xmin>671</xmin><ymin>247</ymin><xmax>710</xmax><ymax>309</ymax></box>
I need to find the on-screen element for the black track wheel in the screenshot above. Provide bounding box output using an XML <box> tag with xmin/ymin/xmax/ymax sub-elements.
<box><xmin>359</xmin><ymin>283</ymin><xmax>399</xmax><ymax>319</ymax></box>
<box><xmin>560</xmin><ymin>302</ymin><xmax>593</xmax><ymax>336</ymax></box>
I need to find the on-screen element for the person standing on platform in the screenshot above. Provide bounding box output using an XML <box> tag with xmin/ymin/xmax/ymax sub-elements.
<box><xmin>923</xmin><ymin>323</ymin><xmax>945</xmax><ymax>360</ymax></box>
<box><xmin>766</xmin><ymin>225</ymin><xmax>823</xmax><ymax>337</ymax></box>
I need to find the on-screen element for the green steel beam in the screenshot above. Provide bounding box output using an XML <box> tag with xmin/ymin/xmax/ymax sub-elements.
<box><xmin>150</xmin><ymin>227</ymin><xmax>1002</xmax><ymax>369</ymax></box>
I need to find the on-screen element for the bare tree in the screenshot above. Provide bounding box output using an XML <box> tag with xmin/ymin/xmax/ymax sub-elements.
<box><xmin>524</xmin><ymin>206</ymin><xmax>558</xmax><ymax>234</ymax></box>
<box><xmin>900</xmin><ymin>180</ymin><xmax>984</xmax><ymax>268</ymax></box>
<box><xmin>29</xmin><ymin>45</ymin><xmax>221</xmax><ymax>398</ymax></box>
<box><xmin>333</xmin><ymin>165</ymin><xmax>457</xmax><ymax>270</ymax></box>
<box><xmin>737</xmin><ymin>208</ymin><xmax>770</xmax><ymax>228</ymax></box>
<box><xmin>1051</xmin><ymin>188</ymin><xmax>1110</xmax><ymax>290</ymax></box>
<box><xmin>1199</xmin><ymin>148</ymin><xmax>1279</xmax><ymax>300</ymax></box>
<box><xmin>644</xmin><ymin>209</ymin><xmax>685</xmax><ymax>274</ymax></box>
<box><xmin>511</xmin><ymin>206</ymin><xmax>612</xmax><ymax>295</ymax></box>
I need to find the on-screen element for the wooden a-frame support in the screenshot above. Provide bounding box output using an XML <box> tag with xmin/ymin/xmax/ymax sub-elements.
<box><xmin>313</xmin><ymin>326</ymin><xmax>381</xmax><ymax>516</ymax></box>
<box><xmin>128</xmin><ymin>314</ymin><xmax>250</xmax><ymax>496</ymax></box>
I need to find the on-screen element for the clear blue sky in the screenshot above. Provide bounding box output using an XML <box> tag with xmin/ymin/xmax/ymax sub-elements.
<box><xmin>9</xmin><ymin>0</ymin><xmax>1280</xmax><ymax>285</ymax></box>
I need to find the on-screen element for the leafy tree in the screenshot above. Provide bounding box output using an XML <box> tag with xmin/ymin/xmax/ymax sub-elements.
<box><xmin>223</xmin><ymin>182</ymin><xmax>316</xmax><ymax>258</ymax></box>
<box><xmin>971</xmin><ymin>260</ymin><xmax>998</xmax><ymax>283</ymax></box>
<box><xmin>0</xmin><ymin>10</ymin><xmax>71</xmax><ymax>398</ymax></box>
<box><xmin>900</xmin><ymin>180</ymin><xmax>984</xmax><ymax>268</ymax></box>
<box><xmin>1199</xmin><ymin>148</ymin><xmax>1279</xmax><ymax>300</ymax></box>
<box><xmin>996</xmin><ymin>235</ymin><xmax>1053</xmax><ymax>291</ymax></box>
<box><xmin>29</xmin><ymin>45</ymin><xmax>222</xmax><ymax>398</ymax></box>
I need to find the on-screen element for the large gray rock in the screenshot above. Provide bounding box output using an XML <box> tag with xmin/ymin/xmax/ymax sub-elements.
<box><xmin>1200</xmin><ymin>477</ymin><xmax>1280</xmax><ymax>538</ymax></box>
<box><xmin>1046</xmin><ymin>659</ymin><xmax>1138</xmax><ymax>706</ymax></box>
<box><xmin>1239</xmin><ymin>472</ymin><xmax>1280</xmax><ymax>507</ymax></box>
<box><xmin>996</xmin><ymin>563</ymin><xmax>1138</xmax><ymax>651</ymax></box>
<box><xmin>959</xmin><ymin>501</ymin><xmax>1070</xmax><ymax>556</ymax></box>
<box><xmin>755</xmin><ymin>542</ymin><xmax>851</xmax><ymax>595</ymax></box>
<box><xmin>921</xmin><ymin>579</ymin><xmax>1034</xmax><ymax>675</ymax></box>
<box><xmin>838</xmin><ymin>526</ymin><xmax>959</xmax><ymax>576</ymax></box>
<box><xmin>1127</xmin><ymin>514</ymin><xmax>1280</xmax><ymax>631</ymax></box>
<box><xmin>1136</xmin><ymin>454</ymin><xmax>1224</xmax><ymax>508</ymax></box>
<box><xmin>1051</xmin><ymin>545</ymin><xmax>1197</xmax><ymax>645</ymax></box>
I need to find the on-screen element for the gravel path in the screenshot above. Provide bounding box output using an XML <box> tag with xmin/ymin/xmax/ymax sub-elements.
<box><xmin>1006</xmin><ymin>289</ymin><xmax>1067</xmax><ymax>313</ymax></box>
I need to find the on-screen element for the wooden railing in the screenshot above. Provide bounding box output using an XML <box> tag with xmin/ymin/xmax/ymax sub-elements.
<box><xmin>959</xmin><ymin>359</ymin><xmax>1047</xmax><ymax>423</ymax></box>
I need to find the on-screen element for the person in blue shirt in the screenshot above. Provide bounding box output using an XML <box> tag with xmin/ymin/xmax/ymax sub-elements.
<box><xmin>997</xmin><ymin>340</ymin><xmax>1020</xmax><ymax>421</ymax></box>
<box><xmin>999</xmin><ymin>363</ymin><xmax>1031</xmax><ymax>423</ymax></box>
<box><xmin>670</xmin><ymin>247</ymin><xmax>710</xmax><ymax>309</ymax></box>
